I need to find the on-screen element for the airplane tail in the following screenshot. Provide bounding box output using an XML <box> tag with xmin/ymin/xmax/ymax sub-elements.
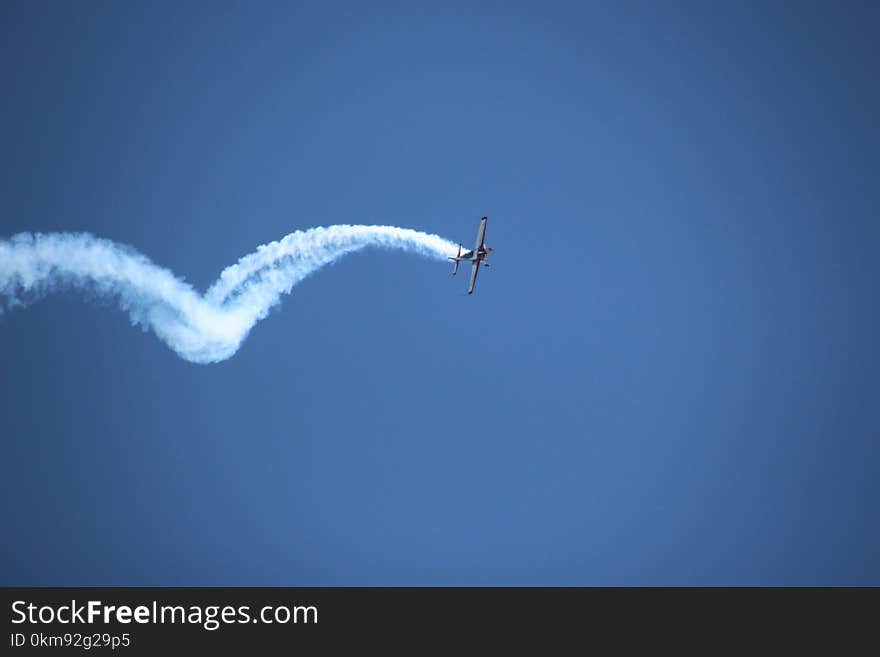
<box><xmin>448</xmin><ymin>244</ymin><xmax>462</xmax><ymax>275</ymax></box>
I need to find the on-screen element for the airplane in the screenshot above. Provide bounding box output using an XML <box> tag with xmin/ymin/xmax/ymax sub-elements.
<box><xmin>449</xmin><ymin>216</ymin><xmax>493</xmax><ymax>294</ymax></box>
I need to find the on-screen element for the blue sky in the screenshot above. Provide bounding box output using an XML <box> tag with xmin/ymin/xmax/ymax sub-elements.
<box><xmin>1</xmin><ymin>1</ymin><xmax>878</xmax><ymax>584</ymax></box>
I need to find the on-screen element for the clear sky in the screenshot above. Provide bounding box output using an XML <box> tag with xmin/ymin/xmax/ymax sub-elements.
<box><xmin>1</xmin><ymin>1</ymin><xmax>878</xmax><ymax>585</ymax></box>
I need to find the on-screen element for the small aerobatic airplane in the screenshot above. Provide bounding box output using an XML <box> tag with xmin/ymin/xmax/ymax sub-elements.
<box><xmin>449</xmin><ymin>216</ymin><xmax>493</xmax><ymax>294</ymax></box>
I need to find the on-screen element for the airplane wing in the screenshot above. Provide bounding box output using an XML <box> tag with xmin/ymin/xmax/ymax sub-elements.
<box><xmin>474</xmin><ymin>216</ymin><xmax>487</xmax><ymax>252</ymax></box>
<box><xmin>468</xmin><ymin>260</ymin><xmax>481</xmax><ymax>294</ymax></box>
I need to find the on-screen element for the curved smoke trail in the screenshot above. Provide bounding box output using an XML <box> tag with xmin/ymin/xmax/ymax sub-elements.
<box><xmin>0</xmin><ymin>225</ymin><xmax>458</xmax><ymax>363</ymax></box>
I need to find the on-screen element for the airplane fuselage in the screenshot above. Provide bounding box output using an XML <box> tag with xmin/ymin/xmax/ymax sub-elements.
<box><xmin>460</xmin><ymin>245</ymin><xmax>492</xmax><ymax>262</ymax></box>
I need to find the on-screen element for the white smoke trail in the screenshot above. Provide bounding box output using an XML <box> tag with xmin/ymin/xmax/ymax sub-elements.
<box><xmin>0</xmin><ymin>225</ymin><xmax>459</xmax><ymax>363</ymax></box>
